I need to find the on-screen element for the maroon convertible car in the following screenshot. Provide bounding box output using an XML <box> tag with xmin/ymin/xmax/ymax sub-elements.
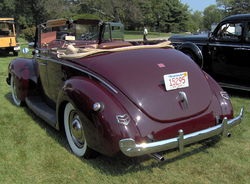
<box><xmin>7</xmin><ymin>18</ymin><xmax>244</xmax><ymax>161</ymax></box>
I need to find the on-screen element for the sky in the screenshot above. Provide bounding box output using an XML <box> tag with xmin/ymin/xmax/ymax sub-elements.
<box><xmin>180</xmin><ymin>0</ymin><xmax>217</xmax><ymax>12</ymax></box>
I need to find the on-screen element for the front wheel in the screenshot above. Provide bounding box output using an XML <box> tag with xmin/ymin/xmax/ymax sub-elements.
<box><xmin>64</xmin><ymin>102</ymin><xmax>97</xmax><ymax>158</ymax></box>
<box><xmin>10</xmin><ymin>75</ymin><xmax>23</xmax><ymax>106</ymax></box>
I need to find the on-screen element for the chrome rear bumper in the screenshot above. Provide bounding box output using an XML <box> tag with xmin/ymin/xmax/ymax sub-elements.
<box><xmin>119</xmin><ymin>107</ymin><xmax>244</xmax><ymax>157</ymax></box>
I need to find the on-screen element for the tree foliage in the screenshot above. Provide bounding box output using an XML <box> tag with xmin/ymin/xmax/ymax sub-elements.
<box><xmin>217</xmin><ymin>0</ymin><xmax>250</xmax><ymax>15</ymax></box>
<box><xmin>188</xmin><ymin>11</ymin><xmax>204</xmax><ymax>33</ymax></box>
<box><xmin>2</xmin><ymin>0</ymin><xmax>248</xmax><ymax>34</ymax></box>
<box><xmin>0</xmin><ymin>0</ymin><xmax>192</xmax><ymax>33</ymax></box>
<box><xmin>203</xmin><ymin>5</ymin><xmax>224</xmax><ymax>30</ymax></box>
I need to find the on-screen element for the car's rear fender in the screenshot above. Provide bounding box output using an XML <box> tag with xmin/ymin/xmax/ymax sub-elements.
<box><xmin>7</xmin><ymin>58</ymin><xmax>38</xmax><ymax>101</ymax></box>
<box><xmin>204</xmin><ymin>72</ymin><xmax>233</xmax><ymax>120</ymax></box>
<box><xmin>56</xmin><ymin>76</ymin><xmax>141</xmax><ymax>156</ymax></box>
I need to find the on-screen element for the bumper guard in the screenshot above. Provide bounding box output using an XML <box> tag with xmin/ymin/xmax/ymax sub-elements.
<box><xmin>119</xmin><ymin>107</ymin><xmax>244</xmax><ymax>157</ymax></box>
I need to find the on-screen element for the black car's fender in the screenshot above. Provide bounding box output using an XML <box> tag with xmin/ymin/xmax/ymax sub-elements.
<box><xmin>177</xmin><ymin>42</ymin><xmax>204</xmax><ymax>68</ymax></box>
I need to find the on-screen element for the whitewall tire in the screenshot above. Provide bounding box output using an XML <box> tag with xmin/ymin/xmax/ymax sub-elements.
<box><xmin>64</xmin><ymin>102</ymin><xmax>96</xmax><ymax>158</ymax></box>
<box><xmin>10</xmin><ymin>76</ymin><xmax>22</xmax><ymax>106</ymax></box>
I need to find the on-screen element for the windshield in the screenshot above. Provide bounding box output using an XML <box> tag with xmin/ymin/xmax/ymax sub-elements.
<box><xmin>41</xmin><ymin>22</ymin><xmax>100</xmax><ymax>48</ymax></box>
<box><xmin>39</xmin><ymin>19</ymin><xmax>125</xmax><ymax>49</ymax></box>
<box><xmin>0</xmin><ymin>22</ymin><xmax>15</xmax><ymax>37</ymax></box>
<box><xmin>103</xmin><ymin>23</ymin><xmax>124</xmax><ymax>41</ymax></box>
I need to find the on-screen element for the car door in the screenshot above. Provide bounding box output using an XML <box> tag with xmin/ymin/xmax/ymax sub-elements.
<box><xmin>209</xmin><ymin>21</ymin><xmax>245</xmax><ymax>81</ymax></box>
<box><xmin>239</xmin><ymin>22</ymin><xmax>250</xmax><ymax>83</ymax></box>
<box><xmin>35</xmin><ymin>46</ymin><xmax>63</xmax><ymax>108</ymax></box>
<box><xmin>46</xmin><ymin>52</ymin><xmax>66</xmax><ymax>104</ymax></box>
<box><xmin>35</xmin><ymin>48</ymin><xmax>50</xmax><ymax>98</ymax></box>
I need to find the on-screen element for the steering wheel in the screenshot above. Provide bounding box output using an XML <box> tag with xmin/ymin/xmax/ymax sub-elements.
<box><xmin>81</xmin><ymin>33</ymin><xmax>96</xmax><ymax>40</ymax></box>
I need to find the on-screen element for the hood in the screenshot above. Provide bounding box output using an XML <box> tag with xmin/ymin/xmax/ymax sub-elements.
<box><xmin>74</xmin><ymin>48</ymin><xmax>213</xmax><ymax>122</ymax></box>
<box><xmin>169</xmin><ymin>34</ymin><xmax>209</xmax><ymax>43</ymax></box>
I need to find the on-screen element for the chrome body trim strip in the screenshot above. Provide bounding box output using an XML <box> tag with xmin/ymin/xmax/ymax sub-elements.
<box><xmin>172</xmin><ymin>41</ymin><xmax>250</xmax><ymax>49</ymax></box>
<box><xmin>219</xmin><ymin>82</ymin><xmax>250</xmax><ymax>92</ymax></box>
<box><xmin>171</xmin><ymin>41</ymin><xmax>207</xmax><ymax>46</ymax></box>
<box><xmin>208</xmin><ymin>43</ymin><xmax>243</xmax><ymax>47</ymax></box>
<box><xmin>119</xmin><ymin>107</ymin><xmax>244</xmax><ymax>157</ymax></box>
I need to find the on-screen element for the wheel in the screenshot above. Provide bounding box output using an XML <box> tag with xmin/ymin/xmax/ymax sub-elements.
<box><xmin>182</xmin><ymin>49</ymin><xmax>203</xmax><ymax>68</ymax></box>
<box><xmin>10</xmin><ymin>75</ymin><xmax>23</xmax><ymax>106</ymax></box>
<box><xmin>64</xmin><ymin>102</ymin><xmax>97</xmax><ymax>158</ymax></box>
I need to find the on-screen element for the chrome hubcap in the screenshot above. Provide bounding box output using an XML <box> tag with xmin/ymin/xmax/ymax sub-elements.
<box><xmin>69</xmin><ymin>112</ymin><xmax>85</xmax><ymax>148</ymax></box>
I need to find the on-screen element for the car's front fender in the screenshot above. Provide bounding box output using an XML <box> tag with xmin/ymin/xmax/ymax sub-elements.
<box><xmin>178</xmin><ymin>42</ymin><xmax>204</xmax><ymax>68</ymax></box>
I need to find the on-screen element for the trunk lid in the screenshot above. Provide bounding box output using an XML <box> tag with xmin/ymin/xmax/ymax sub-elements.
<box><xmin>77</xmin><ymin>48</ymin><xmax>213</xmax><ymax>122</ymax></box>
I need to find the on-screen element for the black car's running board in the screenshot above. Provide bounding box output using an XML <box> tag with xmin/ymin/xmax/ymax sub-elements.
<box><xmin>25</xmin><ymin>96</ymin><xmax>57</xmax><ymax>128</ymax></box>
<box><xmin>219</xmin><ymin>82</ymin><xmax>250</xmax><ymax>92</ymax></box>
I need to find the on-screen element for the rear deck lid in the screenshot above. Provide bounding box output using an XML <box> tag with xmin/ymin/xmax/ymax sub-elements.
<box><xmin>77</xmin><ymin>48</ymin><xmax>212</xmax><ymax>122</ymax></box>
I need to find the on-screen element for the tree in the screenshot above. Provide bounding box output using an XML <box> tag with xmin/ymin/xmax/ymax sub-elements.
<box><xmin>138</xmin><ymin>0</ymin><xmax>189</xmax><ymax>32</ymax></box>
<box><xmin>0</xmin><ymin>0</ymin><xmax>67</xmax><ymax>31</ymax></box>
<box><xmin>216</xmin><ymin>0</ymin><xmax>233</xmax><ymax>12</ymax></box>
<box><xmin>0</xmin><ymin>0</ymin><xmax>196</xmax><ymax>33</ymax></box>
<box><xmin>217</xmin><ymin>0</ymin><xmax>250</xmax><ymax>15</ymax></box>
<box><xmin>187</xmin><ymin>11</ymin><xmax>204</xmax><ymax>33</ymax></box>
<box><xmin>203</xmin><ymin>5</ymin><xmax>224</xmax><ymax>30</ymax></box>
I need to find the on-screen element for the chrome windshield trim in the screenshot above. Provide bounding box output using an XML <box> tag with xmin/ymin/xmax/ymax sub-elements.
<box><xmin>119</xmin><ymin>107</ymin><xmax>244</xmax><ymax>157</ymax></box>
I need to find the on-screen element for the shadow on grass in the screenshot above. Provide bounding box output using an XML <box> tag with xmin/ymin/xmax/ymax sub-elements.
<box><xmin>5</xmin><ymin>92</ymin><xmax>222</xmax><ymax>176</ymax></box>
<box><xmin>4</xmin><ymin>92</ymin><xmax>68</xmax><ymax>149</ymax></box>
<box><xmin>0</xmin><ymin>53</ymin><xmax>17</xmax><ymax>57</ymax></box>
<box><xmin>85</xmin><ymin>137</ymin><xmax>221</xmax><ymax>176</ymax></box>
<box><xmin>225</xmin><ymin>88</ymin><xmax>250</xmax><ymax>99</ymax></box>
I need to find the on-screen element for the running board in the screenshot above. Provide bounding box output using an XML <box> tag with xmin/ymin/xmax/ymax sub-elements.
<box><xmin>25</xmin><ymin>96</ymin><xmax>57</xmax><ymax>128</ymax></box>
<box><xmin>219</xmin><ymin>82</ymin><xmax>250</xmax><ymax>92</ymax></box>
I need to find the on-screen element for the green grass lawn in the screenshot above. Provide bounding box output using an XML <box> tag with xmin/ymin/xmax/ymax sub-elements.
<box><xmin>124</xmin><ymin>30</ymin><xmax>171</xmax><ymax>40</ymax></box>
<box><xmin>0</xmin><ymin>50</ymin><xmax>249</xmax><ymax>183</ymax></box>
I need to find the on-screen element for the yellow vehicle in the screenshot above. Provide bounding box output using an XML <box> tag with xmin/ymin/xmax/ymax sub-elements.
<box><xmin>0</xmin><ymin>18</ymin><xmax>20</xmax><ymax>56</ymax></box>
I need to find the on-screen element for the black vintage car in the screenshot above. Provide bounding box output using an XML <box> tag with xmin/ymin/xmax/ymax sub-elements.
<box><xmin>169</xmin><ymin>14</ymin><xmax>250</xmax><ymax>91</ymax></box>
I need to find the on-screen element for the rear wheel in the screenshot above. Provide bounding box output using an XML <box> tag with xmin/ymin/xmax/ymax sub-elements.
<box><xmin>10</xmin><ymin>75</ymin><xmax>23</xmax><ymax>106</ymax></box>
<box><xmin>182</xmin><ymin>49</ymin><xmax>203</xmax><ymax>68</ymax></box>
<box><xmin>64</xmin><ymin>102</ymin><xmax>97</xmax><ymax>158</ymax></box>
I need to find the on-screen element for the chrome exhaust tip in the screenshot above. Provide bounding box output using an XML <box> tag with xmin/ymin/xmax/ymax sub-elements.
<box><xmin>150</xmin><ymin>153</ymin><xmax>165</xmax><ymax>162</ymax></box>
